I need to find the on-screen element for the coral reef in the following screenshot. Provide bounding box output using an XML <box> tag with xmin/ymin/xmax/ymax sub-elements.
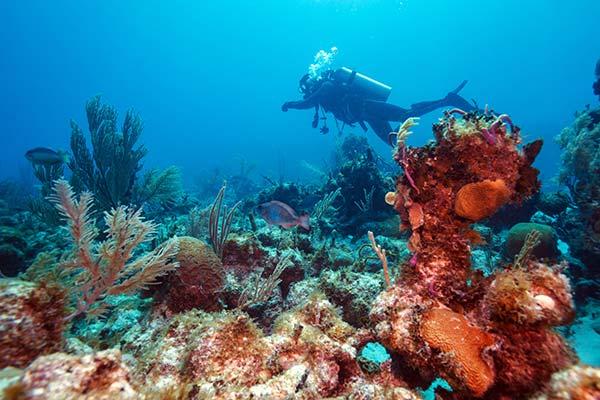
<box><xmin>3</xmin><ymin>107</ymin><xmax>599</xmax><ymax>400</ymax></box>
<box><xmin>370</xmin><ymin>110</ymin><xmax>582</xmax><ymax>399</ymax></box>
<box><xmin>0</xmin><ymin>279</ymin><xmax>65</xmax><ymax>369</ymax></box>
<box><xmin>129</xmin><ymin>296</ymin><xmax>423</xmax><ymax>399</ymax></box>
<box><xmin>556</xmin><ymin>106</ymin><xmax>600</xmax><ymax>268</ymax></box>
<box><xmin>48</xmin><ymin>180</ymin><xmax>179</xmax><ymax>320</ymax></box>
<box><xmin>531</xmin><ymin>364</ymin><xmax>600</xmax><ymax>400</ymax></box>
<box><xmin>420</xmin><ymin>307</ymin><xmax>495</xmax><ymax>397</ymax></box>
<box><xmin>388</xmin><ymin>110</ymin><xmax>542</xmax><ymax>302</ymax></box>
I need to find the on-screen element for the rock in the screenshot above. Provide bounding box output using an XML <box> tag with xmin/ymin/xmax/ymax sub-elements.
<box><xmin>537</xmin><ymin>192</ymin><xmax>570</xmax><ymax>216</ymax></box>
<box><xmin>0</xmin><ymin>279</ymin><xmax>65</xmax><ymax>369</ymax></box>
<box><xmin>0</xmin><ymin>245</ymin><xmax>25</xmax><ymax>277</ymax></box>
<box><xmin>10</xmin><ymin>350</ymin><xmax>138</xmax><ymax>399</ymax></box>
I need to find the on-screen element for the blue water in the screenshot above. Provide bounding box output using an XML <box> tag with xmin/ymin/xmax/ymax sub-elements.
<box><xmin>1</xmin><ymin>0</ymin><xmax>599</xmax><ymax>186</ymax></box>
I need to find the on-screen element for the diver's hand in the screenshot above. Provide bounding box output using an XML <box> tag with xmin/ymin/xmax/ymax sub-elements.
<box><xmin>281</xmin><ymin>102</ymin><xmax>289</xmax><ymax>112</ymax></box>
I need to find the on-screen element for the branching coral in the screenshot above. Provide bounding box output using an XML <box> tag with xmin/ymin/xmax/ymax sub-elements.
<box><xmin>209</xmin><ymin>182</ymin><xmax>241</xmax><ymax>259</ymax></box>
<box><xmin>367</xmin><ymin>230</ymin><xmax>391</xmax><ymax>288</ymax></box>
<box><xmin>49</xmin><ymin>179</ymin><xmax>179</xmax><ymax>320</ymax></box>
<box><xmin>237</xmin><ymin>253</ymin><xmax>292</xmax><ymax>310</ymax></box>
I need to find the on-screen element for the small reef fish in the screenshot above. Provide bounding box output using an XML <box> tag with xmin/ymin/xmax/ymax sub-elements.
<box><xmin>25</xmin><ymin>147</ymin><xmax>69</xmax><ymax>165</ymax></box>
<box><xmin>257</xmin><ymin>200</ymin><xmax>310</xmax><ymax>230</ymax></box>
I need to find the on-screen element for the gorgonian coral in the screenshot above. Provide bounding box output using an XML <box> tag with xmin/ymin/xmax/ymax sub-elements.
<box><xmin>49</xmin><ymin>179</ymin><xmax>179</xmax><ymax>320</ymax></box>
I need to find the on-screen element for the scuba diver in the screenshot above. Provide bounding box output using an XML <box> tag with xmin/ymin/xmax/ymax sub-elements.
<box><xmin>282</xmin><ymin>67</ymin><xmax>476</xmax><ymax>144</ymax></box>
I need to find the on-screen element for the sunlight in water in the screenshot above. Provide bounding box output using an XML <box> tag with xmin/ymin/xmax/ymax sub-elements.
<box><xmin>306</xmin><ymin>0</ymin><xmax>405</xmax><ymax>12</ymax></box>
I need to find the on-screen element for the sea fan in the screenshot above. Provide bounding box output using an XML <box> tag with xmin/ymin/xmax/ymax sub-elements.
<box><xmin>48</xmin><ymin>179</ymin><xmax>179</xmax><ymax>320</ymax></box>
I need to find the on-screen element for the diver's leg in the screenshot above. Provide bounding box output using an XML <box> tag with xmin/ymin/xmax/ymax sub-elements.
<box><xmin>407</xmin><ymin>80</ymin><xmax>475</xmax><ymax>118</ymax></box>
<box><xmin>363</xmin><ymin>100</ymin><xmax>410</xmax><ymax>121</ymax></box>
<box><xmin>366</xmin><ymin>119</ymin><xmax>394</xmax><ymax>144</ymax></box>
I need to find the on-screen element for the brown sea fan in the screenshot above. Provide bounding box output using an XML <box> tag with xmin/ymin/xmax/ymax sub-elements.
<box><xmin>48</xmin><ymin>179</ymin><xmax>179</xmax><ymax>320</ymax></box>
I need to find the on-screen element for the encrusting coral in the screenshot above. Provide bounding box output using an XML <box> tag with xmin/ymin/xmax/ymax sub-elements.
<box><xmin>420</xmin><ymin>307</ymin><xmax>495</xmax><ymax>397</ymax></box>
<box><xmin>454</xmin><ymin>179</ymin><xmax>511</xmax><ymax>221</ymax></box>
<box><xmin>6</xmin><ymin>349</ymin><xmax>138</xmax><ymax>399</ymax></box>
<box><xmin>531</xmin><ymin>363</ymin><xmax>600</xmax><ymax>400</ymax></box>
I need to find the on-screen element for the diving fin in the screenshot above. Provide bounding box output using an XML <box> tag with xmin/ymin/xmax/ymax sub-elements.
<box><xmin>450</xmin><ymin>80</ymin><xmax>468</xmax><ymax>95</ymax></box>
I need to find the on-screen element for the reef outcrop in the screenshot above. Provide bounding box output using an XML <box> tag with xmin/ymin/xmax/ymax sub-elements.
<box><xmin>373</xmin><ymin>111</ymin><xmax>580</xmax><ymax>399</ymax></box>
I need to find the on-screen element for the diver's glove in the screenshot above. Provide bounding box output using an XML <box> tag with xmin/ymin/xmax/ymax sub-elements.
<box><xmin>281</xmin><ymin>102</ymin><xmax>289</xmax><ymax>112</ymax></box>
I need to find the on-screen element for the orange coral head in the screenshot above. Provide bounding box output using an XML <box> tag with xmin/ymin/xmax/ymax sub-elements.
<box><xmin>420</xmin><ymin>308</ymin><xmax>496</xmax><ymax>397</ymax></box>
<box><xmin>454</xmin><ymin>179</ymin><xmax>511</xmax><ymax>221</ymax></box>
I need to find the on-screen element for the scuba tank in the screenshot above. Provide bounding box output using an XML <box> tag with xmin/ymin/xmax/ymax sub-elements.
<box><xmin>333</xmin><ymin>67</ymin><xmax>392</xmax><ymax>102</ymax></box>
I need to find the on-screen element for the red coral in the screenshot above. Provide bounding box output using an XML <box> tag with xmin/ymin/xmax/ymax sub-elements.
<box><xmin>370</xmin><ymin>111</ymin><xmax>579</xmax><ymax>399</ymax></box>
<box><xmin>222</xmin><ymin>233</ymin><xmax>265</xmax><ymax>277</ymax></box>
<box><xmin>186</xmin><ymin>313</ymin><xmax>273</xmax><ymax>387</ymax></box>
<box><xmin>484</xmin><ymin>263</ymin><xmax>575</xmax><ymax>326</ymax></box>
<box><xmin>389</xmin><ymin>111</ymin><xmax>542</xmax><ymax>302</ymax></box>
<box><xmin>489</xmin><ymin>326</ymin><xmax>576</xmax><ymax>398</ymax></box>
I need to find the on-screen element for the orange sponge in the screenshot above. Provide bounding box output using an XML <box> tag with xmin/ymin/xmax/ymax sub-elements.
<box><xmin>420</xmin><ymin>308</ymin><xmax>495</xmax><ymax>397</ymax></box>
<box><xmin>454</xmin><ymin>179</ymin><xmax>511</xmax><ymax>221</ymax></box>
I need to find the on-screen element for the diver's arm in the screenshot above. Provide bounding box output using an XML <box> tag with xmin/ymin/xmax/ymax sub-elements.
<box><xmin>282</xmin><ymin>81</ymin><xmax>333</xmax><ymax>112</ymax></box>
<box><xmin>282</xmin><ymin>98</ymin><xmax>317</xmax><ymax>111</ymax></box>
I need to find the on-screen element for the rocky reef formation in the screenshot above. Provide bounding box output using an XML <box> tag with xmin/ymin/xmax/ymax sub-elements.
<box><xmin>556</xmin><ymin>106</ymin><xmax>600</xmax><ymax>268</ymax></box>
<box><xmin>372</xmin><ymin>110</ymin><xmax>587</xmax><ymax>399</ymax></box>
<box><xmin>1</xmin><ymin>108</ymin><xmax>599</xmax><ymax>400</ymax></box>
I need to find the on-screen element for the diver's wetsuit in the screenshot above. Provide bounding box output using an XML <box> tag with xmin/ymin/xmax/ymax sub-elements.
<box><xmin>282</xmin><ymin>72</ymin><xmax>475</xmax><ymax>144</ymax></box>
